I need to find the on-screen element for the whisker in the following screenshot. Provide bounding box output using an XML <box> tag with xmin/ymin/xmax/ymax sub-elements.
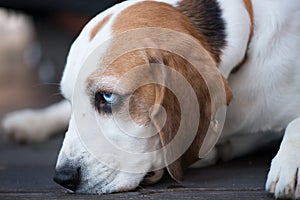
<box><xmin>50</xmin><ymin>92</ymin><xmax>63</xmax><ymax>97</ymax></box>
<box><xmin>35</xmin><ymin>82</ymin><xmax>61</xmax><ymax>86</ymax></box>
<box><xmin>28</xmin><ymin>83</ymin><xmax>61</xmax><ymax>90</ymax></box>
<box><xmin>43</xmin><ymin>83</ymin><xmax>60</xmax><ymax>86</ymax></box>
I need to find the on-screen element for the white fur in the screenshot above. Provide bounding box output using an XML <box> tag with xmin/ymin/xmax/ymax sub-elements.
<box><xmin>217</xmin><ymin>0</ymin><xmax>252</xmax><ymax>78</ymax></box>
<box><xmin>219</xmin><ymin>1</ymin><xmax>300</xmax><ymax>198</ymax></box>
<box><xmin>1</xmin><ymin>0</ymin><xmax>300</xmax><ymax>198</ymax></box>
<box><xmin>57</xmin><ymin>0</ymin><xmax>167</xmax><ymax>193</ymax></box>
<box><xmin>266</xmin><ymin>118</ymin><xmax>300</xmax><ymax>199</ymax></box>
<box><xmin>222</xmin><ymin>0</ymin><xmax>300</xmax><ymax>137</ymax></box>
<box><xmin>56</xmin><ymin>115</ymin><xmax>161</xmax><ymax>193</ymax></box>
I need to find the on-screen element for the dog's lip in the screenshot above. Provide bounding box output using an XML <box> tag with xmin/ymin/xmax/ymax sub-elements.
<box><xmin>144</xmin><ymin>171</ymin><xmax>155</xmax><ymax>178</ymax></box>
<box><xmin>141</xmin><ymin>171</ymin><xmax>156</xmax><ymax>185</ymax></box>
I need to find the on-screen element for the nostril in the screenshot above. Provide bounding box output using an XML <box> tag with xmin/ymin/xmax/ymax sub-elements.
<box><xmin>53</xmin><ymin>166</ymin><xmax>81</xmax><ymax>192</ymax></box>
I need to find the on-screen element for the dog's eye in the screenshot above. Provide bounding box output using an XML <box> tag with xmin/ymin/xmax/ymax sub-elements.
<box><xmin>102</xmin><ymin>93</ymin><xmax>118</xmax><ymax>104</ymax></box>
<box><xmin>95</xmin><ymin>92</ymin><xmax>119</xmax><ymax>114</ymax></box>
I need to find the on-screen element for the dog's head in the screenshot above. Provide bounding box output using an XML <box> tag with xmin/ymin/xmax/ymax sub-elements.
<box><xmin>54</xmin><ymin>1</ymin><xmax>232</xmax><ymax>194</ymax></box>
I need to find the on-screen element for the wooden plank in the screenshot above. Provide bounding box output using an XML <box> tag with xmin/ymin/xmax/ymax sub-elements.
<box><xmin>0</xmin><ymin>153</ymin><xmax>270</xmax><ymax>192</ymax></box>
<box><xmin>0</xmin><ymin>190</ymin><xmax>274</xmax><ymax>200</ymax></box>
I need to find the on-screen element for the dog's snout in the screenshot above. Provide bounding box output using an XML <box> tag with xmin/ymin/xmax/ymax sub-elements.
<box><xmin>53</xmin><ymin>166</ymin><xmax>80</xmax><ymax>191</ymax></box>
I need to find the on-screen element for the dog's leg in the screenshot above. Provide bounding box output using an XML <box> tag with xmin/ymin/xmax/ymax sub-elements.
<box><xmin>1</xmin><ymin>100</ymin><xmax>70</xmax><ymax>143</ymax></box>
<box><xmin>266</xmin><ymin>118</ymin><xmax>300</xmax><ymax>199</ymax></box>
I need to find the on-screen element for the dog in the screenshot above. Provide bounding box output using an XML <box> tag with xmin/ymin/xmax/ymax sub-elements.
<box><xmin>2</xmin><ymin>0</ymin><xmax>300</xmax><ymax>199</ymax></box>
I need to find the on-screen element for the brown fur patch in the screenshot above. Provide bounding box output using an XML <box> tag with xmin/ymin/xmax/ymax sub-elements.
<box><xmin>87</xmin><ymin>46</ymin><xmax>232</xmax><ymax>181</ymax></box>
<box><xmin>151</xmin><ymin>51</ymin><xmax>211</xmax><ymax>180</ymax></box>
<box><xmin>107</xmin><ymin>1</ymin><xmax>233</xmax><ymax>181</ymax></box>
<box><xmin>86</xmin><ymin>50</ymin><xmax>156</xmax><ymax>125</ymax></box>
<box><xmin>87</xmin><ymin>1</ymin><xmax>232</xmax><ymax>181</ymax></box>
<box><xmin>148</xmin><ymin>49</ymin><xmax>232</xmax><ymax>181</ymax></box>
<box><xmin>90</xmin><ymin>14</ymin><xmax>112</xmax><ymax>41</ymax></box>
<box><xmin>112</xmin><ymin>1</ymin><xmax>218</xmax><ymax>63</ymax></box>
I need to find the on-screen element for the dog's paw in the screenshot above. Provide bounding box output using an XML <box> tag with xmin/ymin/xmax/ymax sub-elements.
<box><xmin>266</xmin><ymin>153</ymin><xmax>300</xmax><ymax>199</ymax></box>
<box><xmin>1</xmin><ymin>109</ymin><xmax>49</xmax><ymax>143</ymax></box>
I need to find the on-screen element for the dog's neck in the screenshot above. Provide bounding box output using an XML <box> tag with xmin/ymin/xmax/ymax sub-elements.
<box><xmin>176</xmin><ymin>0</ymin><xmax>253</xmax><ymax>78</ymax></box>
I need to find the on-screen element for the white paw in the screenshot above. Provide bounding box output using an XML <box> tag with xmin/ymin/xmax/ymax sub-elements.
<box><xmin>266</xmin><ymin>153</ymin><xmax>300</xmax><ymax>199</ymax></box>
<box><xmin>1</xmin><ymin>109</ymin><xmax>49</xmax><ymax>143</ymax></box>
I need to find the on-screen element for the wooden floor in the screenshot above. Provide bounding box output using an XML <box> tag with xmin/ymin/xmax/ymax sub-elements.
<box><xmin>0</xmin><ymin>132</ymin><xmax>278</xmax><ymax>200</ymax></box>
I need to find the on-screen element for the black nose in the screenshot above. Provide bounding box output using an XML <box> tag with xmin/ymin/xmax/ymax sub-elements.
<box><xmin>53</xmin><ymin>166</ymin><xmax>80</xmax><ymax>191</ymax></box>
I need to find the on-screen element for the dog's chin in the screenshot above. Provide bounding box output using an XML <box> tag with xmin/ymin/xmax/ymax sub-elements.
<box><xmin>75</xmin><ymin>170</ymin><xmax>165</xmax><ymax>194</ymax></box>
<box><xmin>76</xmin><ymin>184</ymin><xmax>138</xmax><ymax>194</ymax></box>
<box><xmin>76</xmin><ymin>181</ymin><xmax>141</xmax><ymax>194</ymax></box>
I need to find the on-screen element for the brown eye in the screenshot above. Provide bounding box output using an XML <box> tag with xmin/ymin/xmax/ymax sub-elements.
<box><xmin>95</xmin><ymin>92</ymin><xmax>119</xmax><ymax>114</ymax></box>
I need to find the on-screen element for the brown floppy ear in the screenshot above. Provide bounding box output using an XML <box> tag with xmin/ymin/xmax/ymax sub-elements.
<box><xmin>148</xmin><ymin>49</ymin><xmax>232</xmax><ymax>182</ymax></box>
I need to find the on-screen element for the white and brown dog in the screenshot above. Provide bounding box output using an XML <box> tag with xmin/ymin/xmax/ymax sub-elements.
<box><xmin>2</xmin><ymin>0</ymin><xmax>300</xmax><ymax>199</ymax></box>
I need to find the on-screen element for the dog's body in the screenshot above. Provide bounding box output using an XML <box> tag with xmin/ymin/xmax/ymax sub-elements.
<box><xmin>2</xmin><ymin>0</ymin><xmax>300</xmax><ymax>199</ymax></box>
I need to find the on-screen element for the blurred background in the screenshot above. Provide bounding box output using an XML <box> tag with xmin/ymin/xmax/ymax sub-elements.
<box><xmin>0</xmin><ymin>0</ymin><xmax>122</xmax><ymax>117</ymax></box>
<box><xmin>0</xmin><ymin>1</ymin><xmax>121</xmax><ymax>192</ymax></box>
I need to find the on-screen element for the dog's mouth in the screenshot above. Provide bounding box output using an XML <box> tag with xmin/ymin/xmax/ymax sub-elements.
<box><xmin>53</xmin><ymin>167</ymin><xmax>165</xmax><ymax>194</ymax></box>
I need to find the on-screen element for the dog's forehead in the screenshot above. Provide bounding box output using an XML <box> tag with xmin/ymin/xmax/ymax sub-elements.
<box><xmin>112</xmin><ymin>1</ymin><xmax>191</xmax><ymax>34</ymax></box>
<box><xmin>101</xmin><ymin>50</ymin><xmax>148</xmax><ymax>76</ymax></box>
<box><xmin>60</xmin><ymin>0</ymin><xmax>141</xmax><ymax>99</ymax></box>
<box><xmin>90</xmin><ymin>0</ymin><xmax>182</xmax><ymax>42</ymax></box>
<box><xmin>61</xmin><ymin>0</ymin><xmax>184</xmax><ymax>99</ymax></box>
<box><xmin>86</xmin><ymin>1</ymin><xmax>194</xmax><ymax>89</ymax></box>
<box><xmin>86</xmin><ymin>50</ymin><xmax>153</xmax><ymax>95</ymax></box>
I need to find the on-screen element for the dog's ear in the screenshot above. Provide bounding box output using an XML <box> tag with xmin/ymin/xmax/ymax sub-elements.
<box><xmin>147</xmin><ymin>49</ymin><xmax>232</xmax><ymax>182</ymax></box>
